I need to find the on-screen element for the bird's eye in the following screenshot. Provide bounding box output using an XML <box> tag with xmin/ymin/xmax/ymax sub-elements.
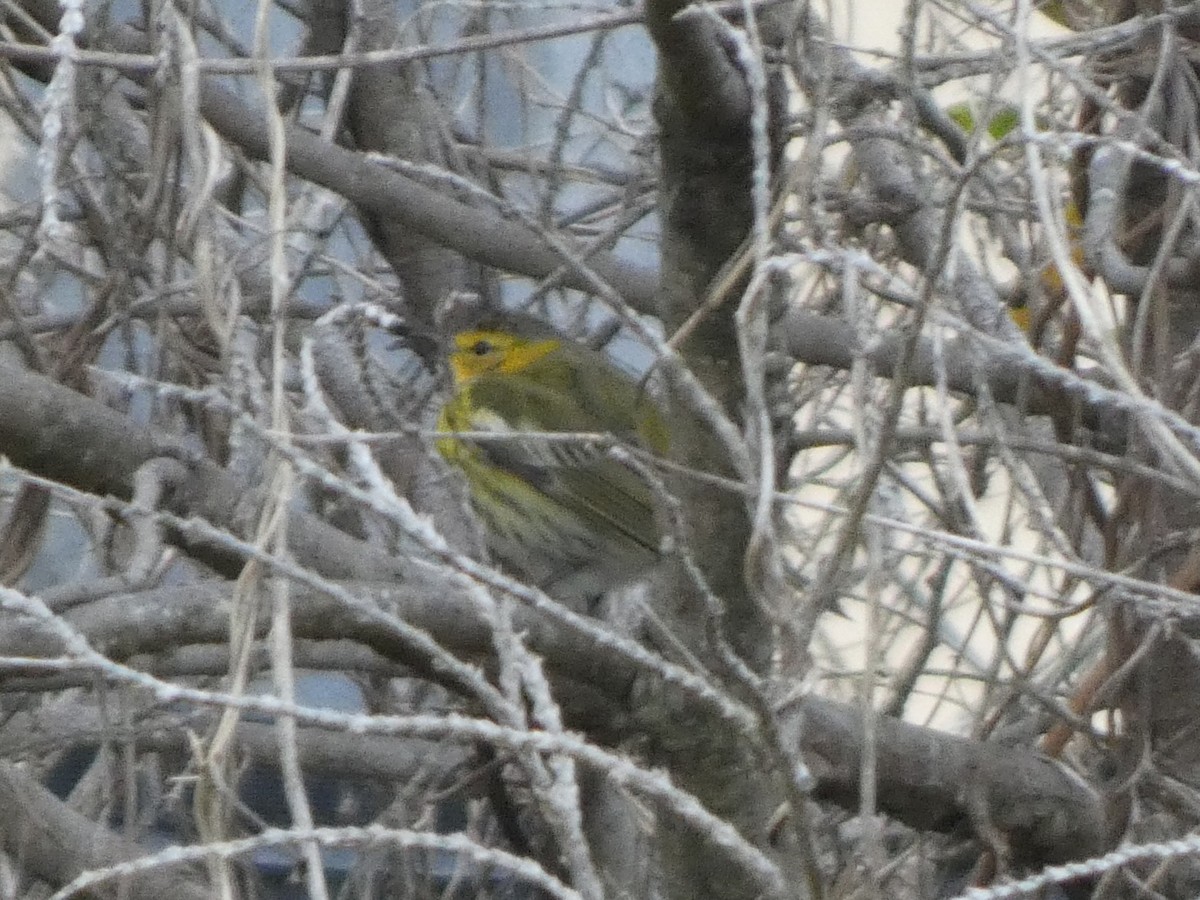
<box><xmin>471</xmin><ymin>339</ymin><xmax>493</xmax><ymax>356</ymax></box>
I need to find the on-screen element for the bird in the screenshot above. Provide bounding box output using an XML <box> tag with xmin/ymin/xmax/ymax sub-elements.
<box><xmin>435</xmin><ymin>324</ymin><xmax>668</xmax><ymax>606</ymax></box>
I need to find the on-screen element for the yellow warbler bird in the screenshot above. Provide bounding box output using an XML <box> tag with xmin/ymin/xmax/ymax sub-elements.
<box><xmin>436</xmin><ymin>326</ymin><xmax>668</xmax><ymax>603</ymax></box>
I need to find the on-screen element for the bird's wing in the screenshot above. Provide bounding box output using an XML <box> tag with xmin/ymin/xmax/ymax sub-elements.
<box><xmin>464</xmin><ymin>378</ymin><xmax>661</xmax><ymax>552</ymax></box>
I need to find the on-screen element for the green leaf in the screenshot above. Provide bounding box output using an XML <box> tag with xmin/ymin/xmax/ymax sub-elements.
<box><xmin>945</xmin><ymin>103</ymin><xmax>1020</xmax><ymax>141</ymax></box>
<box><xmin>986</xmin><ymin>107</ymin><xmax>1019</xmax><ymax>140</ymax></box>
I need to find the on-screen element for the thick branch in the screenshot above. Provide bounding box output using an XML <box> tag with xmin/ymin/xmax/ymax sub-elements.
<box><xmin>0</xmin><ymin>761</ymin><xmax>212</xmax><ymax>900</ymax></box>
<box><xmin>0</xmin><ymin>359</ymin><xmax>405</xmax><ymax>582</ymax></box>
<box><xmin>10</xmin><ymin>0</ymin><xmax>656</xmax><ymax>307</ymax></box>
<box><xmin>2</xmin><ymin>580</ymin><xmax>1112</xmax><ymax>869</ymax></box>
